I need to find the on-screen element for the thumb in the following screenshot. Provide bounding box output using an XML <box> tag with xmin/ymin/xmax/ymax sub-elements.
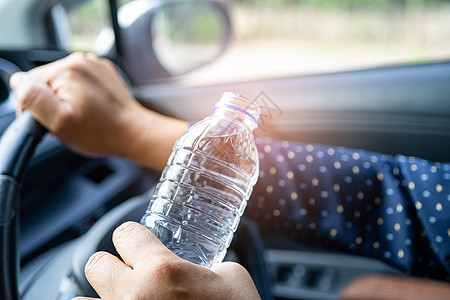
<box><xmin>10</xmin><ymin>72</ymin><xmax>75</xmax><ymax>132</ymax></box>
<box><xmin>112</xmin><ymin>221</ymin><xmax>173</xmax><ymax>267</ymax></box>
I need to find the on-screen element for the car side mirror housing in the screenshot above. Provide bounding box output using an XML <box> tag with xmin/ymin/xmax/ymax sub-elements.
<box><xmin>97</xmin><ymin>0</ymin><xmax>232</xmax><ymax>85</ymax></box>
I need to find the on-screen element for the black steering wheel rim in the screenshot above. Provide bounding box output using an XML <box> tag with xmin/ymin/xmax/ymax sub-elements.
<box><xmin>0</xmin><ymin>111</ymin><xmax>47</xmax><ymax>300</ymax></box>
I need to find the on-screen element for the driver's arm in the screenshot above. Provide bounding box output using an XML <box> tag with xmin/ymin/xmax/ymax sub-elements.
<box><xmin>10</xmin><ymin>52</ymin><xmax>188</xmax><ymax>171</ymax></box>
<box><xmin>247</xmin><ymin>137</ymin><xmax>449</xmax><ymax>279</ymax></box>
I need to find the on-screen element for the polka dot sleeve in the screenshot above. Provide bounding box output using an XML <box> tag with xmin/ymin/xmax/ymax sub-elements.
<box><xmin>246</xmin><ymin>138</ymin><xmax>449</xmax><ymax>280</ymax></box>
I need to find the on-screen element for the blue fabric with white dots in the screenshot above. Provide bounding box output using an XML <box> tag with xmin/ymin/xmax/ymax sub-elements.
<box><xmin>246</xmin><ymin>138</ymin><xmax>449</xmax><ymax>280</ymax></box>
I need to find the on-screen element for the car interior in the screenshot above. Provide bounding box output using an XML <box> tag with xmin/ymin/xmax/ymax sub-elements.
<box><xmin>0</xmin><ymin>0</ymin><xmax>448</xmax><ymax>299</ymax></box>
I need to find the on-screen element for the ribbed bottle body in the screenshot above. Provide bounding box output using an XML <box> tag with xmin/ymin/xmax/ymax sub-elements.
<box><xmin>142</xmin><ymin>93</ymin><xmax>259</xmax><ymax>269</ymax></box>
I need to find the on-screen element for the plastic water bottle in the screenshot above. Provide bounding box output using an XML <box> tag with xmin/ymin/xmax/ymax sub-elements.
<box><xmin>141</xmin><ymin>92</ymin><xmax>260</xmax><ymax>269</ymax></box>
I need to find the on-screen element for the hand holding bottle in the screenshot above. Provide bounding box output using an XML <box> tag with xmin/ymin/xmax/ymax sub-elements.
<box><xmin>73</xmin><ymin>222</ymin><xmax>260</xmax><ymax>300</ymax></box>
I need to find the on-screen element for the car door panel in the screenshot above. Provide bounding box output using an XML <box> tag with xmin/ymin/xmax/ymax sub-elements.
<box><xmin>137</xmin><ymin>62</ymin><xmax>450</xmax><ymax>162</ymax></box>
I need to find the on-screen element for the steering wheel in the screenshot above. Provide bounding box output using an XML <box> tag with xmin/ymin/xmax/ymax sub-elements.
<box><xmin>0</xmin><ymin>111</ymin><xmax>47</xmax><ymax>300</ymax></box>
<box><xmin>0</xmin><ymin>111</ymin><xmax>273</xmax><ymax>300</ymax></box>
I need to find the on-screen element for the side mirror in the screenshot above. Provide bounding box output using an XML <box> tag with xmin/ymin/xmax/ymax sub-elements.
<box><xmin>100</xmin><ymin>0</ymin><xmax>232</xmax><ymax>85</ymax></box>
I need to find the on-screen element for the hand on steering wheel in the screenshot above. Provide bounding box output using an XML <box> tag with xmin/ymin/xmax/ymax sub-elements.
<box><xmin>10</xmin><ymin>53</ymin><xmax>188</xmax><ymax>171</ymax></box>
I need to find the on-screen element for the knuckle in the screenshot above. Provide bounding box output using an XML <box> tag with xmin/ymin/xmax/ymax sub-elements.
<box><xmin>226</xmin><ymin>261</ymin><xmax>245</xmax><ymax>270</ymax></box>
<box><xmin>93</xmin><ymin>53</ymin><xmax>115</xmax><ymax>67</ymax></box>
<box><xmin>65</xmin><ymin>61</ymin><xmax>85</xmax><ymax>74</ymax></box>
<box><xmin>85</xmin><ymin>52</ymin><xmax>99</xmax><ymax>59</ymax></box>
<box><xmin>65</xmin><ymin>53</ymin><xmax>90</xmax><ymax>72</ymax></box>
<box><xmin>66</xmin><ymin>53</ymin><xmax>115</xmax><ymax>75</ymax></box>
<box><xmin>223</xmin><ymin>261</ymin><xmax>251</xmax><ymax>278</ymax></box>
<box><xmin>126</xmin><ymin>290</ymin><xmax>148</xmax><ymax>300</ymax></box>
<box><xmin>100</xmin><ymin>57</ymin><xmax>114</xmax><ymax>68</ymax></box>
<box><xmin>94</xmin><ymin>56</ymin><xmax>115</xmax><ymax>72</ymax></box>
<box><xmin>88</xmin><ymin>53</ymin><xmax>104</xmax><ymax>64</ymax></box>
<box><xmin>151</xmin><ymin>258</ymin><xmax>180</xmax><ymax>282</ymax></box>
<box><xmin>63</xmin><ymin>66</ymin><xmax>80</xmax><ymax>77</ymax></box>
<box><xmin>57</xmin><ymin>68</ymin><xmax>82</xmax><ymax>84</ymax></box>
<box><xmin>67</xmin><ymin>52</ymin><xmax>87</xmax><ymax>62</ymax></box>
<box><xmin>148</xmin><ymin>259</ymin><xmax>192</xmax><ymax>298</ymax></box>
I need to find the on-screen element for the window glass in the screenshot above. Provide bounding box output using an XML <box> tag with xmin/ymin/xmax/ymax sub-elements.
<box><xmin>187</xmin><ymin>0</ymin><xmax>450</xmax><ymax>83</ymax></box>
<box><xmin>55</xmin><ymin>0</ymin><xmax>110</xmax><ymax>51</ymax></box>
<box><xmin>52</xmin><ymin>0</ymin><xmax>450</xmax><ymax>83</ymax></box>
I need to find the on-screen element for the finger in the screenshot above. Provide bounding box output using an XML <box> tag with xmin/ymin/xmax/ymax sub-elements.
<box><xmin>9</xmin><ymin>72</ymin><xmax>25</xmax><ymax>90</ymax></box>
<box><xmin>10</xmin><ymin>72</ymin><xmax>52</xmax><ymax>115</ymax></box>
<box><xmin>65</xmin><ymin>53</ymin><xmax>128</xmax><ymax>93</ymax></box>
<box><xmin>84</xmin><ymin>251</ymin><xmax>131</xmax><ymax>299</ymax></box>
<box><xmin>11</xmin><ymin>53</ymin><xmax>109</xmax><ymax>90</ymax></box>
<box><xmin>24</xmin><ymin>53</ymin><xmax>129</xmax><ymax>104</ymax></box>
<box><xmin>84</xmin><ymin>52</ymin><xmax>101</xmax><ymax>60</ymax></box>
<box><xmin>112</xmin><ymin>221</ymin><xmax>172</xmax><ymax>267</ymax></box>
<box><xmin>26</xmin><ymin>52</ymin><xmax>90</xmax><ymax>84</ymax></box>
<box><xmin>29</xmin><ymin>52</ymin><xmax>115</xmax><ymax>87</ymax></box>
<box><xmin>10</xmin><ymin>73</ymin><xmax>76</xmax><ymax>132</ymax></box>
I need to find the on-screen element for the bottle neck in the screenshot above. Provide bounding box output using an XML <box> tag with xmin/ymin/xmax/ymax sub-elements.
<box><xmin>213</xmin><ymin>93</ymin><xmax>260</xmax><ymax>131</ymax></box>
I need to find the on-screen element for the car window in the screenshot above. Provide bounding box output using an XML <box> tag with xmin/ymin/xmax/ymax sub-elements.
<box><xmin>52</xmin><ymin>0</ymin><xmax>450</xmax><ymax>83</ymax></box>
<box><xmin>187</xmin><ymin>0</ymin><xmax>450</xmax><ymax>84</ymax></box>
<box><xmin>52</xmin><ymin>0</ymin><xmax>110</xmax><ymax>51</ymax></box>
<box><xmin>51</xmin><ymin>0</ymin><xmax>141</xmax><ymax>52</ymax></box>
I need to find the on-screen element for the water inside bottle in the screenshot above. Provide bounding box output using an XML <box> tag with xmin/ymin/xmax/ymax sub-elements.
<box><xmin>142</xmin><ymin>93</ymin><xmax>259</xmax><ymax>269</ymax></box>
